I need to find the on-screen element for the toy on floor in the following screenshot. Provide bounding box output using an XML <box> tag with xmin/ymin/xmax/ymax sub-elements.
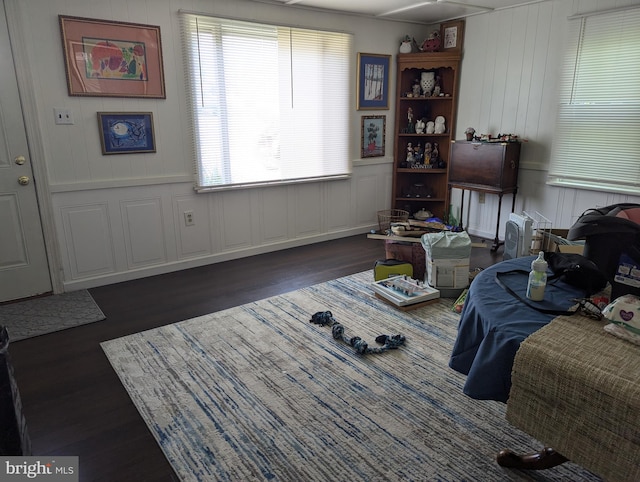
<box><xmin>309</xmin><ymin>311</ymin><xmax>406</xmax><ymax>355</ymax></box>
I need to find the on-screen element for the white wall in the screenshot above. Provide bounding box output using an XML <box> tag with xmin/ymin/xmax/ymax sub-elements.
<box><xmin>11</xmin><ymin>0</ymin><xmax>640</xmax><ymax>291</ymax></box>
<box><xmin>455</xmin><ymin>0</ymin><xmax>640</xmax><ymax>239</ymax></box>
<box><xmin>11</xmin><ymin>0</ymin><xmax>432</xmax><ymax>290</ymax></box>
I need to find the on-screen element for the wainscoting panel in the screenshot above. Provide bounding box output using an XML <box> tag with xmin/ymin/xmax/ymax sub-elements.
<box><xmin>293</xmin><ymin>183</ymin><xmax>323</xmax><ymax>238</ymax></box>
<box><xmin>174</xmin><ymin>195</ymin><xmax>212</xmax><ymax>260</ymax></box>
<box><xmin>326</xmin><ymin>179</ymin><xmax>351</xmax><ymax>232</ymax></box>
<box><xmin>120</xmin><ymin>198</ymin><xmax>167</xmax><ymax>269</ymax></box>
<box><xmin>219</xmin><ymin>190</ymin><xmax>252</xmax><ymax>252</ymax></box>
<box><xmin>258</xmin><ymin>187</ymin><xmax>289</xmax><ymax>244</ymax></box>
<box><xmin>354</xmin><ymin>173</ymin><xmax>379</xmax><ymax>227</ymax></box>
<box><xmin>59</xmin><ymin>204</ymin><xmax>115</xmax><ymax>279</ymax></box>
<box><xmin>51</xmin><ymin>168</ymin><xmax>389</xmax><ymax>290</ymax></box>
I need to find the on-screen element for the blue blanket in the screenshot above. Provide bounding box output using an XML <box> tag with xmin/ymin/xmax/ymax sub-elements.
<box><xmin>449</xmin><ymin>256</ymin><xmax>586</xmax><ymax>402</ymax></box>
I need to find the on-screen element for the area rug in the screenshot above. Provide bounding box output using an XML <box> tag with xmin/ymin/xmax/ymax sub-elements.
<box><xmin>101</xmin><ymin>271</ymin><xmax>601</xmax><ymax>481</ymax></box>
<box><xmin>0</xmin><ymin>290</ymin><xmax>105</xmax><ymax>341</ymax></box>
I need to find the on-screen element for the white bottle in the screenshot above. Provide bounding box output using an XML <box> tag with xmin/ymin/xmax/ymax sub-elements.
<box><xmin>527</xmin><ymin>251</ymin><xmax>548</xmax><ymax>301</ymax></box>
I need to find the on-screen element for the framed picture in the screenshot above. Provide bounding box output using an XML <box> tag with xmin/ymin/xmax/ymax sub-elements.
<box><xmin>357</xmin><ymin>53</ymin><xmax>391</xmax><ymax>110</ymax></box>
<box><xmin>59</xmin><ymin>15</ymin><xmax>165</xmax><ymax>98</ymax></box>
<box><xmin>361</xmin><ymin>115</ymin><xmax>386</xmax><ymax>158</ymax></box>
<box><xmin>440</xmin><ymin>20</ymin><xmax>465</xmax><ymax>52</ymax></box>
<box><xmin>98</xmin><ymin>112</ymin><xmax>156</xmax><ymax>155</ymax></box>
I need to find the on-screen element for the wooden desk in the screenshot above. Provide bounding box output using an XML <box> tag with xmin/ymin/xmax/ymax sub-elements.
<box><xmin>448</xmin><ymin>141</ymin><xmax>521</xmax><ymax>251</ymax></box>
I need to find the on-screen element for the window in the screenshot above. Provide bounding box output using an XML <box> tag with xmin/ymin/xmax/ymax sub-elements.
<box><xmin>547</xmin><ymin>7</ymin><xmax>640</xmax><ymax>195</ymax></box>
<box><xmin>179</xmin><ymin>12</ymin><xmax>353</xmax><ymax>191</ymax></box>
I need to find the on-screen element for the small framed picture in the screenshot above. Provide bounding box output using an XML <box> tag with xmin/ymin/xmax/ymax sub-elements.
<box><xmin>441</xmin><ymin>20</ymin><xmax>465</xmax><ymax>52</ymax></box>
<box><xmin>361</xmin><ymin>115</ymin><xmax>386</xmax><ymax>158</ymax></box>
<box><xmin>98</xmin><ymin>112</ymin><xmax>156</xmax><ymax>155</ymax></box>
<box><xmin>357</xmin><ymin>53</ymin><xmax>391</xmax><ymax>110</ymax></box>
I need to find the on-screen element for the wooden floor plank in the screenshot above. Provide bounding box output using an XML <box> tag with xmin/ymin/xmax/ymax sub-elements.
<box><xmin>9</xmin><ymin>234</ymin><xmax>500</xmax><ymax>481</ymax></box>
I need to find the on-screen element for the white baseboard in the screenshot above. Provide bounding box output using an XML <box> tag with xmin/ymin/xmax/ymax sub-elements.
<box><xmin>63</xmin><ymin>225</ymin><xmax>377</xmax><ymax>291</ymax></box>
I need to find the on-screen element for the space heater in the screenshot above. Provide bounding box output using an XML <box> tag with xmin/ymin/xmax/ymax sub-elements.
<box><xmin>503</xmin><ymin>213</ymin><xmax>533</xmax><ymax>260</ymax></box>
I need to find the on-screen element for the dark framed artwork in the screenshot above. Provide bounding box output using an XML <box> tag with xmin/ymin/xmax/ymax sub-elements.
<box><xmin>357</xmin><ymin>53</ymin><xmax>391</xmax><ymax>110</ymax></box>
<box><xmin>98</xmin><ymin>112</ymin><xmax>156</xmax><ymax>154</ymax></box>
<box><xmin>59</xmin><ymin>15</ymin><xmax>166</xmax><ymax>98</ymax></box>
<box><xmin>361</xmin><ymin>115</ymin><xmax>386</xmax><ymax>158</ymax></box>
<box><xmin>440</xmin><ymin>20</ymin><xmax>465</xmax><ymax>52</ymax></box>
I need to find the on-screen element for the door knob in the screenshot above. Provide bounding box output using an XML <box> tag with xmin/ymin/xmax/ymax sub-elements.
<box><xmin>15</xmin><ymin>155</ymin><xmax>26</xmax><ymax>165</ymax></box>
<box><xmin>18</xmin><ymin>176</ymin><xmax>30</xmax><ymax>185</ymax></box>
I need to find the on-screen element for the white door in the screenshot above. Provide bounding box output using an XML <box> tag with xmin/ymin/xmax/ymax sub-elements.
<box><xmin>0</xmin><ymin>0</ymin><xmax>52</xmax><ymax>302</ymax></box>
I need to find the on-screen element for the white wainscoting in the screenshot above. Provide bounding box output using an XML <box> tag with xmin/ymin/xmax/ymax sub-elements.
<box><xmin>53</xmin><ymin>161</ymin><xmax>391</xmax><ymax>290</ymax></box>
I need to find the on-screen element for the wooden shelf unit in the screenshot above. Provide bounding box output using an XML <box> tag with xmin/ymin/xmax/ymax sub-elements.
<box><xmin>391</xmin><ymin>52</ymin><xmax>461</xmax><ymax>221</ymax></box>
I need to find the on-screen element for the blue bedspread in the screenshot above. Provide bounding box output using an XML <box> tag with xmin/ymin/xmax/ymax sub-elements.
<box><xmin>449</xmin><ymin>256</ymin><xmax>586</xmax><ymax>402</ymax></box>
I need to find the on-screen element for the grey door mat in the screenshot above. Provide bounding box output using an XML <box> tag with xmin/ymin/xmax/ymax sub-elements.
<box><xmin>0</xmin><ymin>290</ymin><xmax>106</xmax><ymax>341</ymax></box>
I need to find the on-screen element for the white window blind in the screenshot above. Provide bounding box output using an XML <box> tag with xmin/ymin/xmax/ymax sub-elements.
<box><xmin>179</xmin><ymin>12</ymin><xmax>353</xmax><ymax>191</ymax></box>
<box><xmin>547</xmin><ymin>7</ymin><xmax>640</xmax><ymax>194</ymax></box>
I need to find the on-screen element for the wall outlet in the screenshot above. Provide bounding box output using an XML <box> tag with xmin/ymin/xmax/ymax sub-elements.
<box><xmin>54</xmin><ymin>108</ymin><xmax>74</xmax><ymax>125</ymax></box>
<box><xmin>478</xmin><ymin>192</ymin><xmax>485</xmax><ymax>204</ymax></box>
<box><xmin>184</xmin><ymin>211</ymin><xmax>195</xmax><ymax>226</ymax></box>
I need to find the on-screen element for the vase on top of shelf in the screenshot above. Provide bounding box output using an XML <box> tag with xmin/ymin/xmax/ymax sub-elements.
<box><xmin>420</xmin><ymin>71</ymin><xmax>435</xmax><ymax>97</ymax></box>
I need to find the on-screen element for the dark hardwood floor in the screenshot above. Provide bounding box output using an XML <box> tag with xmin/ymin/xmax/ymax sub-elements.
<box><xmin>9</xmin><ymin>234</ymin><xmax>501</xmax><ymax>481</ymax></box>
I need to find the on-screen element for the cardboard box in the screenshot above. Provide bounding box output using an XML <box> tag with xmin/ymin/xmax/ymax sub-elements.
<box><xmin>538</xmin><ymin>229</ymin><xmax>584</xmax><ymax>254</ymax></box>
<box><xmin>426</xmin><ymin>257</ymin><xmax>470</xmax><ymax>291</ymax></box>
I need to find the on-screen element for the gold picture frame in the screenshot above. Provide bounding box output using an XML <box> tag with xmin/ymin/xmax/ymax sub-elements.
<box><xmin>59</xmin><ymin>15</ymin><xmax>166</xmax><ymax>98</ymax></box>
<box><xmin>440</xmin><ymin>20</ymin><xmax>465</xmax><ymax>52</ymax></box>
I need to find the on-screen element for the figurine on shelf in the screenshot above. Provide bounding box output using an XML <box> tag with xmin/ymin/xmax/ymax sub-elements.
<box><xmin>415</xmin><ymin>118</ymin><xmax>425</xmax><ymax>134</ymax></box>
<box><xmin>414</xmin><ymin>143</ymin><xmax>424</xmax><ymax>164</ymax></box>
<box><xmin>421</xmin><ymin>71</ymin><xmax>435</xmax><ymax>97</ymax></box>
<box><xmin>407</xmin><ymin>107</ymin><xmax>415</xmax><ymax>133</ymax></box>
<box><xmin>399</xmin><ymin>35</ymin><xmax>419</xmax><ymax>54</ymax></box>
<box><xmin>424</xmin><ymin>143</ymin><xmax>432</xmax><ymax>165</ymax></box>
<box><xmin>426</xmin><ymin>120</ymin><xmax>435</xmax><ymax>134</ymax></box>
<box><xmin>412</xmin><ymin>79</ymin><xmax>421</xmax><ymax>97</ymax></box>
<box><xmin>434</xmin><ymin>115</ymin><xmax>446</xmax><ymax>134</ymax></box>
<box><xmin>433</xmin><ymin>76</ymin><xmax>442</xmax><ymax>97</ymax></box>
<box><xmin>421</xmin><ymin>31</ymin><xmax>441</xmax><ymax>52</ymax></box>
<box><xmin>399</xmin><ymin>35</ymin><xmax>413</xmax><ymax>54</ymax></box>
<box><xmin>430</xmin><ymin>142</ymin><xmax>440</xmax><ymax>166</ymax></box>
<box><xmin>406</xmin><ymin>143</ymin><xmax>414</xmax><ymax>164</ymax></box>
<box><xmin>465</xmin><ymin>127</ymin><xmax>476</xmax><ymax>141</ymax></box>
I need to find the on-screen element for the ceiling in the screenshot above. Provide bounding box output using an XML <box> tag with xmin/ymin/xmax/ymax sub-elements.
<box><xmin>250</xmin><ymin>0</ymin><xmax>547</xmax><ymax>25</ymax></box>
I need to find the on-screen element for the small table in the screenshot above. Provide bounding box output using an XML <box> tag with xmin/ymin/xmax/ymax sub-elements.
<box><xmin>449</xmin><ymin>256</ymin><xmax>585</xmax><ymax>402</ymax></box>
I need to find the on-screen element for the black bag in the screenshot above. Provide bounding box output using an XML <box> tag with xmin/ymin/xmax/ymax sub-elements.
<box><xmin>544</xmin><ymin>252</ymin><xmax>608</xmax><ymax>295</ymax></box>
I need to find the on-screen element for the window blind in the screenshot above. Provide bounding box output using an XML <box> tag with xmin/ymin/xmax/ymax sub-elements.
<box><xmin>179</xmin><ymin>12</ymin><xmax>353</xmax><ymax>191</ymax></box>
<box><xmin>547</xmin><ymin>7</ymin><xmax>640</xmax><ymax>194</ymax></box>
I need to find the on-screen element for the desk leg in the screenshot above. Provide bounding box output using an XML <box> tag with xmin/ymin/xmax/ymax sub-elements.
<box><xmin>496</xmin><ymin>447</ymin><xmax>568</xmax><ymax>470</ymax></box>
<box><xmin>491</xmin><ymin>194</ymin><xmax>504</xmax><ymax>252</ymax></box>
<box><xmin>458</xmin><ymin>189</ymin><xmax>465</xmax><ymax>230</ymax></box>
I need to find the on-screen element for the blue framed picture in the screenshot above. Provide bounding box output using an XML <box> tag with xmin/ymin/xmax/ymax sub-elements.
<box><xmin>98</xmin><ymin>112</ymin><xmax>156</xmax><ymax>154</ymax></box>
<box><xmin>357</xmin><ymin>53</ymin><xmax>391</xmax><ymax>110</ymax></box>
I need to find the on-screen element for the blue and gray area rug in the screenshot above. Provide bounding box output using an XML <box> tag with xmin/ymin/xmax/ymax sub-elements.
<box><xmin>0</xmin><ymin>290</ymin><xmax>105</xmax><ymax>341</ymax></box>
<box><xmin>102</xmin><ymin>271</ymin><xmax>601</xmax><ymax>481</ymax></box>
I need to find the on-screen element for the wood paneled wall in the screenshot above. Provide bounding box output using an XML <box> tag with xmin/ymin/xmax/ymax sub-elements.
<box><xmin>454</xmin><ymin>0</ymin><xmax>640</xmax><ymax>239</ymax></box>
